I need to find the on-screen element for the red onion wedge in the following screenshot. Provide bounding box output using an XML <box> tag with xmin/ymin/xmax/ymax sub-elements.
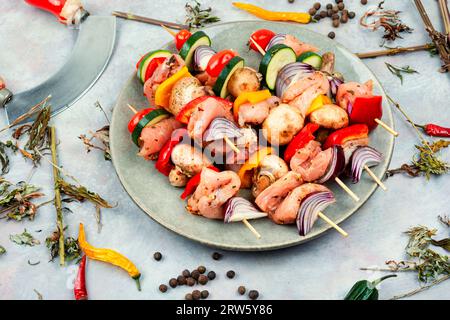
<box><xmin>328</xmin><ymin>76</ymin><xmax>343</xmax><ymax>97</ymax></box>
<box><xmin>348</xmin><ymin>146</ymin><xmax>383</xmax><ymax>183</ymax></box>
<box><xmin>266</xmin><ymin>34</ymin><xmax>286</xmax><ymax>51</ymax></box>
<box><xmin>316</xmin><ymin>145</ymin><xmax>346</xmax><ymax>184</ymax></box>
<box><xmin>297</xmin><ymin>191</ymin><xmax>336</xmax><ymax>236</ymax></box>
<box><xmin>275</xmin><ymin>62</ymin><xmax>314</xmax><ymax>98</ymax></box>
<box><xmin>194</xmin><ymin>45</ymin><xmax>216</xmax><ymax>72</ymax></box>
<box><xmin>224</xmin><ymin>197</ymin><xmax>267</xmax><ymax>223</ymax></box>
<box><xmin>203</xmin><ymin>118</ymin><xmax>243</xmax><ymax>142</ymax></box>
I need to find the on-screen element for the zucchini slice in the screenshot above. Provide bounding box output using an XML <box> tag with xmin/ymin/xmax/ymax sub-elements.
<box><xmin>297</xmin><ymin>52</ymin><xmax>323</xmax><ymax>70</ymax></box>
<box><xmin>213</xmin><ymin>56</ymin><xmax>245</xmax><ymax>98</ymax></box>
<box><xmin>259</xmin><ymin>44</ymin><xmax>296</xmax><ymax>90</ymax></box>
<box><xmin>131</xmin><ymin>108</ymin><xmax>171</xmax><ymax>146</ymax></box>
<box><xmin>179</xmin><ymin>31</ymin><xmax>211</xmax><ymax>71</ymax></box>
<box><xmin>137</xmin><ymin>50</ymin><xmax>172</xmax><ymax>83</ymax></box>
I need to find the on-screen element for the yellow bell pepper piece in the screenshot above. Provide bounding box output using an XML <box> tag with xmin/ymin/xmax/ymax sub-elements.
<box><xmin>78</xmin><ymin>223</ymin><xmax>142</xmax><ymax>291</ymax></box>
<box><xmin>233</xmin><ymin>90</ymin><xmax>272</xmax><ymax>120</ymax></box>
<box><xmin>238</xmin><ymin>147</ymin><xmax>274</xmax><ymax>188</ymax></box>
<box><xmin>306</xmin><ymin>94</ymin><xmax>332</xmax><ymax>116</ymax></box>
<box><xmin>233</xmin><ymin>2</ymin><xmax>311</xmax><ymax>24</ymax></box>
<box><xmin>155</xmin><ymin>66</ymin><xmax>191</xmax><ymax>109</ymax></box>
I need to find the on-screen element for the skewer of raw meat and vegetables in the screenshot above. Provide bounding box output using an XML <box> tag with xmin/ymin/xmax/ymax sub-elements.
<box><xmin>126</xmin><ymin>27</ymin><xmax>389</xmax><ymax>239</ymax></box>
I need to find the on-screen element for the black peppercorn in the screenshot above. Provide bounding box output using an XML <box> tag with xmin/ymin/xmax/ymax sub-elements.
<box><xmin>249</xmin><ymin>290</ymin><xmax>259</xmax><ymax>300</ymax></box>
<box><xmin>169</xmin><ymin>278</ymin><xmax>178</xmax><ymax>288</ymax></box>
<box><xmin>177</xmin><ymin>275</ymin><xmax>186</xmax><ymax>285</ymax></box>
<box><xmin>191</xmin><ymin>270</ymin><xmax>200</xmax><ymax>280</ymax></box>
<box><xmin>238</xmin><ymin>286</ymin><xmax>246</xmax><ymax>295</ymax></box>
<box><xmin>288</xmin><ymin>0</ymin><xmax>295</xmax><ymax>3</ymax></box>
<box><xmin>192</xmin><ymin>290</ymin><xmax>201</xmax><ymax>300</ymax></box>
<box><xmin>326</xmin><ymin>3</ymin><xmax>333</xmax><ymax>10</ymax></box>
<box><xmin>201</xmin><ymin>290</ymin><xmax>209</xmax><ymax>299</ymax></box>
<box><xmin>327</xmin><ymin>9</ymin><xmax>333</xmax><ymax>17</ymax></box>
<box><xmin>361</xmin><ymin>0</ymin><xmax>368</xmax><ymax>5</ymax></box>
<box><xmin>314</xmin><ymin>2</ymin><xmax>321</xmax><ymax>10</ymax></box>
<box><xmin>226</xmin><ymin>270</ymin><xmax>236</xmax><ymax>279</ymax></box>
<box><xmin>333</xmin><ymin>19</ymin><xmax>340</xmax><ymax>28</ymax></box>
<box><xmin>332</xmin><ymin>13</ymin><xmax>340</xmax><ymax>20</ymax></box>
<box><xmin>348</xmin><ymin>11</ymin><xmax>356</xmax><ymax>19</ymax></box>
<box><xmin>328</xmin><ymin>31</ymin><xmax>336</xmax><ymax>39</ymax></box>
<box><xmin>320</xmin><ymin>10</ymin><xmax>327</xmax><ymax>18</ymax></box>
<box><xmin>340</xmin><ymin>14</ymin><xmax>348</xmax><ymax>23</ymax></box>
<box><xmin>153</xmin><ymin>252</ymin><xmax>162</xmax><ymax>261</ymax></box>
<box><xmin>198</xmin><ymin>274</ymin><xmax>208</xmax><ymax>285</ymax></box>
<box><xmin>186</xmin><ymin>277</ymin><xmax>196</xmax><ymax>286</ymax></box>
<box><xmin>314</xmin><ymin>14</ymin><xmax>322</xmax><ymax>21</ymax></box>
<box><xmin>309</xmin><ymin>8</ymin><xmax>317</xmax><ymax>16</ymax></box>
<box><xmin>332</xmin><ymin>5</ymin><xmax>339</xmax><ymax>13</ymax></box>
<box><xmin>207</xmin><ymin>271</ymin><xmax>216</xmax><ymax>280</ymax></box>
<box><xmin>197</xmin><ymin>265</ymin><xmax>206</xmax><ymax>274</ymax></box>
<box><xmin>185</xmin><ymin>293</ymin><xmax>193</xmax><ymax>300</ymax></box>
<box><xmin>182</xmin><ymin>269</ymin><xmax>190</xmax><ymax>278</ymax></box>
<box><xmin>212</xmin><ymin>252</ymin><xmax>222</xmax><ymax>260</ymax></box>
<box><xmin>159</xmin><ymin>284</ymin><xmax>168</xmax><ymax>293</ymax></box>
<box><xmin>338</xmin><ymin>2</ymin><xmax>345</xmax><ymax>10</ymax></box>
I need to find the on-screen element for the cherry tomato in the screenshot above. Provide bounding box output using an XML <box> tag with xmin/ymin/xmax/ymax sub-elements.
<box><xmin>206</xmin><ymin>50</ymin><xmax>237</xmax><ymax>78</ymax></box>
<box><xmin>249</xmin><ymin>29</ymin><xmax>276</xmax><ymax>52</ymax></box>
<box><xmin>144</xmin><ymin>57</ymin><xmax>167</xmax><ymax>82</ymax></box>
<box><xmin>127</xmin><ymin>108</ymin><xmax>154</xmax><ymax>133</ymax></box>
<box><xmin>175</xmin><ymin>30</ymin><xmax>192</xmax><ymax>51</ymax></box>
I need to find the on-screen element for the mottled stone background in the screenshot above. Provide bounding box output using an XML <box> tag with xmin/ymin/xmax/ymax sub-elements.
<box><xmin>0</xmin><ymin>0</ymin><xmax>449</xmax><ymax>300</ymax></box>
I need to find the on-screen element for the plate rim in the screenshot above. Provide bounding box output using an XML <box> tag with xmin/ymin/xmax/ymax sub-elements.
<box><xmin>110</xmin><ymin>20</ymin><xmax>395</xmax><ymax>251</ymax></box>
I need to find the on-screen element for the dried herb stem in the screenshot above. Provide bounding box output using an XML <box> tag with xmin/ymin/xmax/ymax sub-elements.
<box><xmin>357</xmin><ymin>43</ymin><xmax>434</xmax><ymax>59</ymax></box>
<box><xmin>390</xmin><ymin>275</ymin><xmax>449</xmax><ymax>300</ymax></box>
<box><xmin>50</xmin><ymin>126</ymin><xmax>64</xmax><ymax>266</ymax></box>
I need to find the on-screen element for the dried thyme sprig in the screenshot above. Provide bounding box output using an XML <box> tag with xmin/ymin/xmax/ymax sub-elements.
<box><xmin>45</xmin><ymin>228</ymin><xmax>81</xmax><ymax>263</ymax></box>
<box><xmin>0</xmin><ymin>141</ymin><xmax>18</xmax><ymax>175</ymax></box>
<box><xmin>385</xmin><ymin>63</ymin><xmax>418</xmax><ymax>84</ymax></box>
<box><xmin>0</xmin><ymin>179</ymin><xmax>45</xmax><ymax>221</ymax></box>
<box><xmin>386</xmin><ymin>96</ymin><xmax>450</xmax><ymax>179</ymax></box>
<box><xmin>79</xmin><ymin>125</ymin><xmax>111</xmax><ymax>161</ymax></box>
<box><xmin>10</xmin><ymin>229</ymin><xmax>40</xmax><ymax>246</ymax></box>
<box><xmin>185</xmin><ymin>0</ymin><xmax>220</xmax><ymax>29</ymax></box>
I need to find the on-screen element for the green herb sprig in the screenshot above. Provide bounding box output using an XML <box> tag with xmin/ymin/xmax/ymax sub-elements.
<box><xmin>45</xmin><ymin>228</ymin><xmax>81</xmax><ymax>263</ymax></box>
<box><xmin>385</xmin><ymin>63</ymin><xmax>418</xmax><ymax>84</ymax></box>
<box><xmin>185</xmin><ymin>0</ymin><xmax>220</xmax><ymax>29</ymax></box>
<box><xmin>10</xmin><ymin>229</ymin><xmax>40</xmax><ymax>246</ymax></box>
<box><xmin>0</xmin><ymin>180</ymin><xmax>45</xmax><ymax>221</ymax></box>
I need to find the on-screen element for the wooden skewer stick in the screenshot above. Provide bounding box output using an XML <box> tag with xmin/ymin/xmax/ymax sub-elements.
<box><xmin>224</xmin><ymin>136</ymin><xmax>241</xmax><ymax>154</ymax></box>
<box><xmin>364</xmin><ymin>165</ymin><xmax>387</xmax><ymax>191</ymax></box>
<box><xmin>317</xmin><ymin>212</ymin><xmax>348</xmax><ymax>237</ymax></box>
<box><xmin>160</xmin><ymin>24</ymin><xmax>177</xmax><ymax>37</ymax></box>
<box><xmin>374</xmin><ymin>119</ymin><xmax>399</xmax><ymax>136</ymax></box>
<box><xmin>127</xmin><ymin>104</ymin><xmax>138</xmax><ymax>114</ymax></box>
<box><xmin>335</xmin><ymin>177</ymin><xmax>360</xmax><ymax>202</ymax></box>
<box><xmin>250</xmin><ymin>38</ymin><xmax>267</xmax><ymax>55</ymax></box>
<box><xmin>242</xmin><ymin>218</ymin><xmax>261</xmax><ymax>239</ymax></box>
<box><xmin>112</xmin><ymin>11</ymin><xmax>189</xmax><ymax>30</ymax></box>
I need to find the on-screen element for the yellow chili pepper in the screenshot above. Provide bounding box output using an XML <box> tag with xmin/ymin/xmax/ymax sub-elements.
<box><xmin>155</xmin><ymin>66</ymin><xmax>191</xmax><ymax>109</ymax></box>
<box><xmin>78</xmin><ymin>223</ymin><xmax>142</xmax><ymax>291</ymax></box>
<box><xmin>233</xmin><ymin>90</ymin><xmax>272</xmax><ymax>120</ymax></box>
<box><xmin>238</xmin><ymin>147</ymin><xmax>274</xmax><ymax>188</ymax></box>
<box><xmin>233</xmin><ymin>2</ymin><xmax>311</xmax><ymax>24</ymax></box>
<box><xmin>306</xmin><ymin>94</ymin><xmax>332</xmax><ymax>116</ymax></box>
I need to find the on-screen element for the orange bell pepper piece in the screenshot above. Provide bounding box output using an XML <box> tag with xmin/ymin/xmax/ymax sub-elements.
<box><xmin>238</xmin><ymin>147</ymin><xmax>274</xmax><ymax>188</ymax></box>
<box><xmin>233</xmin><ymin>90</ymin><xmax>272</xmax><ymax>120</ymax></box>
<box><xmin>306</xmin><ymin>94</ymin><xmax>332</xmax><ymax>116</ymax></box>
<box><xmin>155</xmin><ymin>66</ymin><xmax>191</xmax><ymax>109</ymax></box>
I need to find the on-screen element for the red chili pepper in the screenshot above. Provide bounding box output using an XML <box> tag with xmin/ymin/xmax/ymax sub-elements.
<box><xmin>416</xmin><ymin>123</ymin><xmax>450</xmax><ymax>137</ymax></box>
<box><xmin>323</xmin><ymin>124</ymin><xmax>369</xmax><ymax>150</ymax></box>
<box><xmin>175</xmin><ymin>30</ymin><xmax>192</xmax><ymax>51</ymax></box>
<box><xmin>180</xmin><ymin>166</ymin><xmax>220</xmax><ymax>200</ymax></box>
<box><xmin>249</xmin><ymin>29</ymin><xmax>276</xmax><ymax>52</ymax></box>
<box><xmin>127</xmin><ymin>108</ymin><xmax>155</xmax><ymax>133</ymax></box>
<box><xmin>284</xmin><ymin>123</ymin><xmax>320</xmax><ymax>163</ymax></box>
<box><xmin>349</xmin><ymin>96</ymin><xmax>383</xmax><ymax>131</ymax></box>
<box><xmin>176</xmin><ymin>96</ymin><xmax>233</xmax><ymax>124</ymax></box>
<box><xmin>74</xmin><ymin>255</ymin><xmax>88</xmax><ymax>300</ymax></box>
<box><xmin>155</xmin><ymin>128</ymin><xmax>189</xmax><ymax>176</ymax></box>
<box><xmin>206</xmin><ymin>50</ymin><xmax>237</xmax><ymax>78</ymax></box>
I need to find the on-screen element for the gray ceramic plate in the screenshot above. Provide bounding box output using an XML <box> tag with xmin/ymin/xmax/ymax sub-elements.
<box><xmin>110</xmin><ymin>21</ymin><xmax>394</xmax><ymax>251</ymax></box>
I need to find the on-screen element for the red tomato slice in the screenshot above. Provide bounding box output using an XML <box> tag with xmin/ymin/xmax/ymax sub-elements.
<box><xmin>143</xmin><ymin>57</ymin><xmax>167</xmax><ymax>82</ymax></box>
<box><xmin>249</xmin><ymin>29</ymin><xmax>276</xmax><ymax>52</ymax></box>
<box><xmin>127</xmin><ymin>108</ymin><xmax>154</xmax><ymax>133</ymax></box>
<box><xmin>206</xmin><ymin>50</ymin><xmax>237</xmax><ymax>78</ymax></box>
<box><xmin>175</xmin><ymin>30</ymin><xmax>192</xmax><ymax>51</ymax></box>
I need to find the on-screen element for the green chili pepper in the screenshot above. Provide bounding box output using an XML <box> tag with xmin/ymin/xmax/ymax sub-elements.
<box><xmin>344</xmin><ymin>275</ymin><xmax>397</xmax><ymax>300</ymax></box>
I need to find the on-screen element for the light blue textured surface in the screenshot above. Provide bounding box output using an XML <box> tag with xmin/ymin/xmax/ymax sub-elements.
<box><xmin>0</xmin><ymin>0</ymin><xmax>449</xmax><ymax>300</ymax></box>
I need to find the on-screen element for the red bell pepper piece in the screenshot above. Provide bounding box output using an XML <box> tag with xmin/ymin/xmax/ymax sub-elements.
<box><xmin>176</xmin><ymin>96</ymin><xmax>233</xmax><ymax>124</ymax></box>
<box><xmin>284</xmin><ymin>123</ymin><xmax>320</xmax><ymax>163</ymax></box>
<box><xmin>180</xmin><ymin>166</ymin><xmax>220</xmax><ymax>200</ymax></box>
<box><xmin>74</xmin><ymin>255</ymin><xmax>88</xmax><ymax>300</ymax></box>
<box><xmin>349</xmin><ymin>96</ymin><xmax>383</xmax><ymax>131</ymax></box>
<box><xmin>323</xmin><ymin>124</ymin><xmax>369</xmax><ymax>150</ymax></box>
<box><xmin>143</xmin><ymin>57</ymin><xmax>167</xmax><ymax>82</ymax></box>
<box><xmin>155</xmin><ymin>128</ymin><xmax>189</xmax><ymax>176</ymax></box>
<box><xmin>127</xmin><ymin>108</ymin><xmax>155</xmax><ymax>133</ymax></box>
